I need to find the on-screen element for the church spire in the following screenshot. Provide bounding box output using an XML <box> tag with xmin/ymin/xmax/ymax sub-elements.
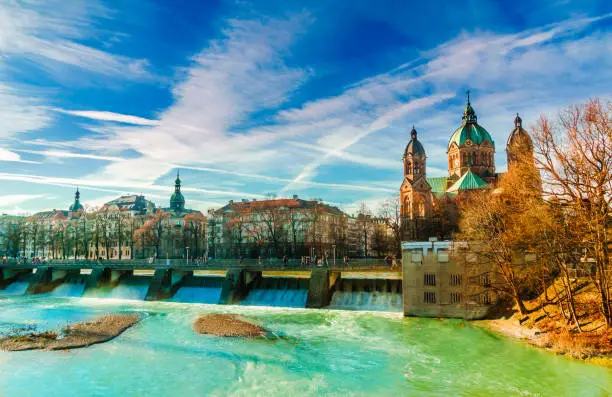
<box><xmin>175</xmin><ymin>169</ymin><xmax>181</xmax><ymax>191</ymax></box>
<box><xmin>69</xmin><ymin>187</ymin><xmax>84</xmax><ymax>212</ymax></box>
<box><xmin>514</xmin><ymin>112</ymin><xmax>522</xmax><ymax>128</ymax></box>
<box><xmin>411</xmin><ymin>125</ymin><xmax>417</xmax><ymax>140</ymax></box>
<box><xmin>170</xmin><ymin>169</ymin><xmax>185</xmax><ymax>212</ymax></box>
<box><xmin>462</xmin><ymin>90</ymin><xmax>477</xmax><ymax>124</ymax></box>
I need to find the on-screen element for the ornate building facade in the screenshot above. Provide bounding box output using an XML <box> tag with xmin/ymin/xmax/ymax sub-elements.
<box><xmin>400</xmin><ymin>93</ymin><xmax>534</xmax><ymax>241</ymax></box>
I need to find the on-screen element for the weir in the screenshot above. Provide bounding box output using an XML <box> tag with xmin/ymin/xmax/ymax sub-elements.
<box><xmin>0</xmin><ymin>261</ymin><xmax>403</xmax><ymax>312</ymax></box>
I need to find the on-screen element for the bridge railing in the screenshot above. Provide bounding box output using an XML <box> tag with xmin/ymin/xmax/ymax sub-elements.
<box><xmin>0</xmin><ymin>258</ymin><xmax>397</xmax><ymax>271</ymax></box>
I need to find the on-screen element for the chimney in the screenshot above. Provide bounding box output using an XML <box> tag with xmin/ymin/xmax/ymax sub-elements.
<box><xmin>293</xmin><ymin>194</ymin><xmax>298</xmax><ymax>200</ymax></box>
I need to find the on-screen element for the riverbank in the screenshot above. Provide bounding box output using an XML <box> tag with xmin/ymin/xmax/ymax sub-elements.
<box><xmin>0</xmin><ymin>313</ymin><xmax>141</xmax><ymax>351</ymax></box>
<box><xmin>478</xmin><ymin>291</ymin><xmax>612</xmax><ymax>367</ymax></box>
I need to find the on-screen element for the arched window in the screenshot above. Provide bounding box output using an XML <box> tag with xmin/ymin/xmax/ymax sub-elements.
<box><xmin>406</xmin><ymin>161</ymin><xmax>412</xmax><ymax>174</ymax></box>
<box><xmin>416</xmin><ymin>199</ymin><xmax>426</xmax><ymax>218</ymax></box>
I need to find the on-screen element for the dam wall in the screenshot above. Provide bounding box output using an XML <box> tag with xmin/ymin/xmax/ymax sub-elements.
<box><xmin>0</xmin><ymin>262</ymin><xmax>402</xmax><ymax>312</ymax></box>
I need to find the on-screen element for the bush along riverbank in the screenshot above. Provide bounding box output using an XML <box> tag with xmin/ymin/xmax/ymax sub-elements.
<box><xmin>0</xmin><ymin>314</ymin><xmax>141</xmax><ymax>351</ymax></box>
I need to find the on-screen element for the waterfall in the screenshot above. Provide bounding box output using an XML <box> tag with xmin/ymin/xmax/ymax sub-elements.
<box><xmin>328</xmin><ymin>279</ymin><xmax>403</xmax><ymax>312</ymax></box>
<box><xmin>0</xmin><ymin>274</ymin><xmax>34</xmax><ymax>296</ymax></box>
<box><xmin>241</xmin><ymin>277</ymin><xmax>309</xmax><ymax>308</ymax></box>
<box><xmin>49</xmin><ymin>276</ymin><xmax>87</xmax><ymax>298</ymax></box>
<box><xmin>1</xmin><ymin>281</ymin><xmax>30</xmax><ymax>295</ymax></box>
<box><xmin>168</xmin><ymin>276</ymin><xmax>224</xmax><ymax>304</ymax></box>
<box><xmin>85</xmin><ymin>275</ymin><xmax>150</xmax><ymax>300</ymax></box>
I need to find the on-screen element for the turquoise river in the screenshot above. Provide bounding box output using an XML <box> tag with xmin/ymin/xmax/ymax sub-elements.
<box><xmin>0</xmin><ymin>294</ymin><xmax>611</xmax><ymax>396</ymax></box>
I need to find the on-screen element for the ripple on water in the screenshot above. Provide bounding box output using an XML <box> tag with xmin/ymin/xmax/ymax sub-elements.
<box><xmin>0</xmin><ymin>296</ymin><xmax>610</xmax><ymax>397</ymax></box>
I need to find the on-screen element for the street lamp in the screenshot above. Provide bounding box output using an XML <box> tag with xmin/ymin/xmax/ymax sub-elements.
<box><xmin>185</xmin><ymin>246</ymin><xmax>190</xmax><ymax>266</ymax></box>
<box><xmin>332</xmin><ymin>244</ymin><xmax>336</xmax><ymax>266</ymax></box>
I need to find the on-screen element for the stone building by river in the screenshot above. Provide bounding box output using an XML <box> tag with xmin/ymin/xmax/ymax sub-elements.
<box><xmin>0</xmin><ymin>172</ymin><xmax>204</xmax><ymax>260</ymax></box>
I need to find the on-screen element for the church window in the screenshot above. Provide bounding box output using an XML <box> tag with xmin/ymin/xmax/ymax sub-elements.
<box><xmin>419</xmin><ymin>202</ymin><xmax>425</xmax><ymax>217</ymax></box>
<box><xmin>406</xmin><ymin>161</ymin><xmax>412</xmax><ymax>174</ymax></box>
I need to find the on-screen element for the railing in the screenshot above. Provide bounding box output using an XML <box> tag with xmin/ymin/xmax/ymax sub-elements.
<box><xmin>0</xmin><ymin>258</ymin><xmax>398</xmax><ymax>271</ymax></box>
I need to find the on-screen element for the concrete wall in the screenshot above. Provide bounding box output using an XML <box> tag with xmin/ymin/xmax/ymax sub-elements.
<box><xmin>402</xmin><ymin>241</ymin><xmax>496</xmax><ymax>320</ymax></box>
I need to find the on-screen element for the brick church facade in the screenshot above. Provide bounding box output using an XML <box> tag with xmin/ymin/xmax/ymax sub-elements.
<box><xmin>400</xmin><ymin>92</ymin><xmax>533</xmax><ymax>241</ymax></box>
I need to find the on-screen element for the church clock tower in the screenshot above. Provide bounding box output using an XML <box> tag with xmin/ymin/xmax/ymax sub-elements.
<box><xmin>400</xmin><ymin>126</ymin><xmax>434</xmax><ymax>240</ymax></box>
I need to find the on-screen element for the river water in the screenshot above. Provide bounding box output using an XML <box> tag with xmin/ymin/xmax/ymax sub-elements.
<box><xmin>0</xmin><ymin>295</ymin><xmax>610</xmax><ymax>396</ymax></box>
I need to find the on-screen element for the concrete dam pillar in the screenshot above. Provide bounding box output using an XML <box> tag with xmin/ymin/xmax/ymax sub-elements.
<box><xmin>306</xmin><ymin>269</ymin><xmax>340</xmax><ymax>308</ymax></box>
<box><xmin>25</xmin><ymin>267</ymin><xmax>80</xmax><ymax>295</ymax></box>
<box><xmin>219</xmin><ymin>269</ymin><xmax>261</xmax><ymax>304</ymax></box>
<box><xmin>83</xmin><ymin>268</ymin><xmax>112</xmax><ymax>293</ymax></box>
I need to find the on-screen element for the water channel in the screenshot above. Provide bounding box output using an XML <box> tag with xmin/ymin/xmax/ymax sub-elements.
<box><xmin>0</xmin><ymin>291</ymin><xmax>610</xmax><ymax>396</ymax></box>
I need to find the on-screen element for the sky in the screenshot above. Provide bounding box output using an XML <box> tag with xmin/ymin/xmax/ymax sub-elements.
<box><xmin>0</xmin><ymin>0</ymin><xmax>611</xmax><ymax>216</ymax></box>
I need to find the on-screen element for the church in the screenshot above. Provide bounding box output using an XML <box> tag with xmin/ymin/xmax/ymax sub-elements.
<box><xmin>400</xmin><ymin>92</ymin><xmax>533</xmax><ymax>240</ymax></box>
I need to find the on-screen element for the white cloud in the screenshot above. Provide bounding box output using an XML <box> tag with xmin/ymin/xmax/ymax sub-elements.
<box><xmin>0</xmin><ymin>147</ymin><xmax>40</xmax><ymax>164</ymax></box>
<box><xmin>0</xmin><ymin>0</ymin><xmax>153</xmax><ymax>141</ymax></box>
<box><xmin>0</xmin><ymin>0</ymin><xmax>150</xmax><ymax>79</ymax></box>
<box><xmin>54</xmin><ymin>109</ymin><xmax>160</xmax><ymax>126</ymax></box>
<box><xmin>76</xmin><ymin>14</ymin><xmax>312</xmax><ymax>185</ymax></box>
<box><xmin>0</xmin><ymin>194</ymin><xmax>51</xmax><ymax>207</ymax></box>
<box><xmin>8</xmin><ymin>10</ymin><xmax>612</xmax><ymax>214</ymax></box>
<box><xmin>0</xmin><ymin>172</ymin><xmax>267</xmax><ymax>199</ymax></box>
<box><xmin>0</xmin><ymin>84</ymin><xmax>51</xmax><ymax>138</ymax></box>
<box><xmin>17</xmin><ymin>149</ymin><xmax>125</xmax><ymax>162</ymax></box>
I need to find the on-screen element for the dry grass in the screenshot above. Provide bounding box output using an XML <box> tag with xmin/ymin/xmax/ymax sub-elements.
<box><xmin>484</xmin><ymin>278</ymin><xmax>612</xmax><ymax>364</ymax></box>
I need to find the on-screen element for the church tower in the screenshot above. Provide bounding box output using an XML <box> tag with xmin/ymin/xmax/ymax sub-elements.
<box><xmin>506</xmin><ymin>113</ymin><xmax>533</xmax><ymax>167</ymax></box>
<box><xmin>170</xmin><ymin>170</ymin><xmax>185</xmax><ymax>213</ymax></box>
<box><xmin>400</xmin><ymin>126</ymin><xmax>434</xmax><ymax>240</ymax></box>
<box><xmin>69</xmin><ymin>188</ymin><xmax>84</xmax><ymax>213</ymax></box>
<box><xmin>447</xmin><ymin>92</ymin><xmax>496</xmax><ymax>181</ymax></box>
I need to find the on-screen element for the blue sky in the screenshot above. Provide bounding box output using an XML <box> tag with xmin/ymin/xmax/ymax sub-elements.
<box><xmin>0</xmin><ymin>0</ymin><xmax>611</xmax><ymax>215</ymax></box>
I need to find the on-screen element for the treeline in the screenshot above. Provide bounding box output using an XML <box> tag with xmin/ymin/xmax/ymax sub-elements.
<box><xmin>209</xmin><ymin>201</ymin><xmax>402</xmax><ymax>259</ymax></box>
<box><xmin>0</xmin><ymin>209</ymin><xmax>208</xmax><ymax>260</ymax></box>
<box><xmin>460</xmin><ymin>99</ymin><xmax>612</xmax><ymax>329</ymax></box>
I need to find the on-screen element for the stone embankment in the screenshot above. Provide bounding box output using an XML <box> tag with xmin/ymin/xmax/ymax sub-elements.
<box><xmin>193</xmin><ymin>314</ymin><xmax>267</xmax><ymax>338</ymax></box>
<box><xmin>0</xmin><ymin>314</ymin><xmax>141</xmax><ymax>351</ymax></box>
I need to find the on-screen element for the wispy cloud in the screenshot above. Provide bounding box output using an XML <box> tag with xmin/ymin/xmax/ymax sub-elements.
<box><xmin>0</xmin><ymin>147</ymin><xmax>40</xmax><ymax>164</ymax></box>
<box><xmin>73</xmin><ymin>14</ymin><xmax>311</xmax><ymax>186</ymax></box>
<box><xmin>0</xmin><ymin>172</ymin><xmax>268</xmax><ymax>200</ymax></box>
<box><xmin>4</xmin><ymin>7</ymin><xmax>612</xmax><ymax>215</ymax></box>
<box><xmin>0</xmin><ymin>0</ymin><xmax>153</xmax><ymax>142</ymax></box>
<box><xmin>54</xmin><ymin>109</ymin><xmax>160</xmax><ymax>126</ymax></box>
<box><xmin>0</xmin><ymin>0</ymin><xmax>151</xmax><ymax>80</ymax></box>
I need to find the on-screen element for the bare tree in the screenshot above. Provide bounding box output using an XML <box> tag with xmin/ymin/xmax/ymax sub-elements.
<box><xmin>532</xmin><ymin>99</ymin><xmax>612</xmax><ymax>326</ymax></box>
<box><xmin>135</xmin><ymin>210</ymin><xmax>169</xmax><ymax>259</ymax></box>
<box><xmin>378</xmin><ymin>195</ymin><xmax>405</xmax><ymax>257</ymax></box>
<box><xmin>356</xmin><ymin>203</ymin><xmax>374</xmax><ymax>258</ymax></box>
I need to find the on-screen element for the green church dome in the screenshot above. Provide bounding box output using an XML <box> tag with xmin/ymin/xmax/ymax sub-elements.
<box><xmin>449</xmin><ymin>123</ymin><xmax>495</xmax><ymax>148</ymax></box>
<box><xmin>449</xmin><ymin>96</ymin><xmax>495</xmax><ymax>148</ymax></box>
